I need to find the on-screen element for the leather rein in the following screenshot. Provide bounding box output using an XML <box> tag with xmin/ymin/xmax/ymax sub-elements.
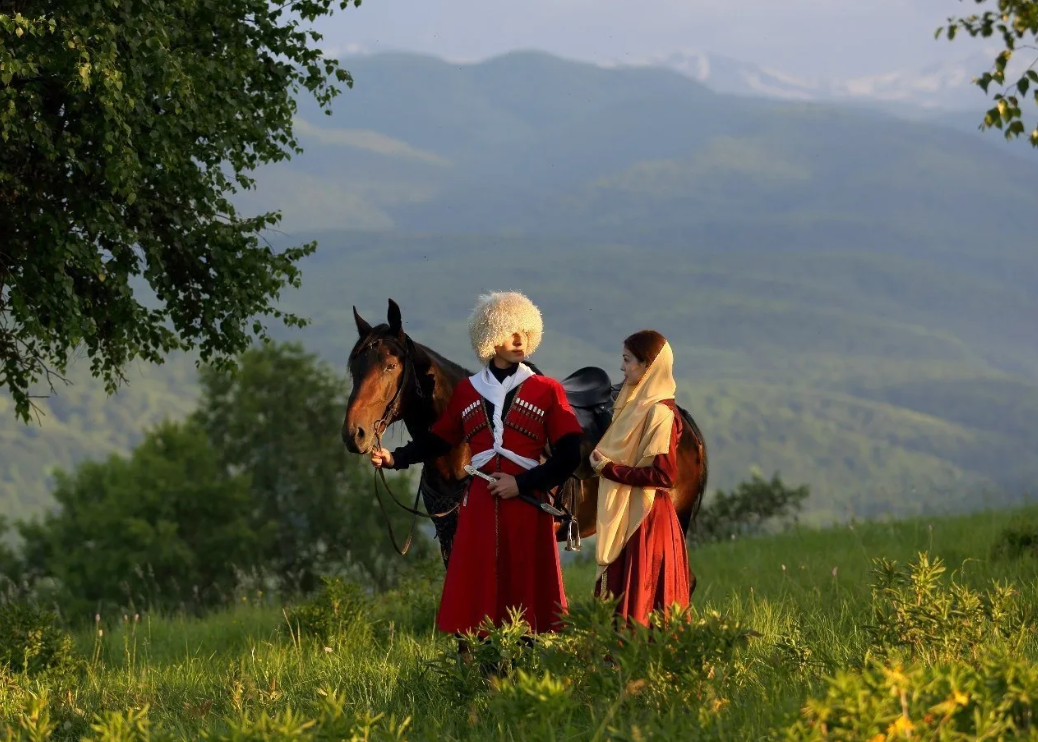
<box><xmin>365</xmin><ymin>336</ymin><xmax>460</xmax><ymax>556</ymax></box>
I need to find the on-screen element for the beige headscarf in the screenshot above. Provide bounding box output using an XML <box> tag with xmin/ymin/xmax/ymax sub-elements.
<box><xmin>592</xmin><ymin>341</ymin><xmax>677</xmax><ymax>581</ymax></box>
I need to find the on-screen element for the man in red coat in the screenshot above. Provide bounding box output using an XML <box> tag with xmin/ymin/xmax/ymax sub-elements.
<box><xmin>370</xmin><ymin>291</ymin><xmax>584</xmax><ymax>636</ymax></box>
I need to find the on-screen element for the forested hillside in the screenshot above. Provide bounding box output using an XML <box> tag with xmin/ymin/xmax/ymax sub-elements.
<box><xmin>4</xmin><ymin>51</ymin><xmax>1036</xmax><ymax>523</ymax></box>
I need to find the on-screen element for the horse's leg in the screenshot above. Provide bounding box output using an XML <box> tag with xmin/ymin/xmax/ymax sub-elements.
<box><xmin>577</xmin><ymin>478</ymin><xmax>599</xmax><ymax>539</ymax></box>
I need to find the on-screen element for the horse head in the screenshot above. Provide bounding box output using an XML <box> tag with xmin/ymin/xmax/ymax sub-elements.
<box><xmin>342</xmin><ymin>298</ymin><xmax>420</xmax><ymax>454</ymax></box>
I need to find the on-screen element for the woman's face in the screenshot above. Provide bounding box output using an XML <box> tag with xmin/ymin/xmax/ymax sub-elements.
<box><xmin>621</xmin><ymin>345</ymin><xmax>647</xmax><ymax>386</ymax></box>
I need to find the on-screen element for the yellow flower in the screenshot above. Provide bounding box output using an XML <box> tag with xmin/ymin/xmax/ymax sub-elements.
<box><xmin>887</xmin><ymin>715</ymin><xmax>914</xmax><ymax>737</ymax></box>
<box><xmin>868</xmin><ymin>735</ymin><xmax>886</xmax><ymax>742</ymax></box>
<box><xmin>952</xmin><ymin>690</ymin><xmax>969</xmax><ymax>706</ymax></box>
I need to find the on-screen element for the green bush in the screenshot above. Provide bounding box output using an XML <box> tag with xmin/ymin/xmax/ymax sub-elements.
<box><xmin>426</xmin><ymin>596</ymin><xmax>761</xmax><ymax>735</ymax></box>
<box><xmin>370</xmin><ymin>556</ymin><xmax>443</xmax><ymax>637</ymax></box>
<box><xmin>991</xmin><ymin>519</ymin><xmax>1038</xmax><ymax>561</ymax></box>
<box><xmin>0</xmin><ymin>601</ymin><xmax>79</xmax><ymax>677</ymax></box>
<box><xmin>3</xmin><ymin>690</ymin><xmax>412</xmax><ymax>742</ymax></box>
<box><xmin>787</xmin><ymin>648</ymin><xmax>1038</xmax><ymax>740</ymax></box>
<box><xmin>692</xmin><ymin>472</ymin><xmax>810</xmax><ymax>545</ymax></box>
<box><xmin>282</xmin><ymin>576</ymin><xmax>371</xmax><ymax>644</ymax></box>
<box><xmin>15</xmin><ymin>419</ymin><xmax>258</xmax><ymax>621</ymax></box>
<box><xmin>866</xmin><ymin>552</ymin><xmax>1023</xmax><ymax>663</ymax></box>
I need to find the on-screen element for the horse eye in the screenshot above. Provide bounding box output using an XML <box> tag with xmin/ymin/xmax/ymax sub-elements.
<box><xmin>385</xmin><ymin>363</ymin><xmax>397</xmax><ymax>372</ymax></box>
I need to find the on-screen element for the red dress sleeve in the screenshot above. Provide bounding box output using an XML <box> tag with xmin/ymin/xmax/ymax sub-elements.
<box><xmin>429</xmin><ymin>382</ymin><xmax>467</xmax><ymax>448</ymax></box>
<box><xmin>599</xmin><ymin>404</ymin><xmax>681</xmax><ymax>488</ymax></box>
<box><xmin>545</xmin><ymin>378</ymin><xmax>585</xmax><ymax>444</ymax></box>
<box><xmin>600</xmin><ymin>454</ymin><xmax>676</xmax><ymax>488</ymax></box>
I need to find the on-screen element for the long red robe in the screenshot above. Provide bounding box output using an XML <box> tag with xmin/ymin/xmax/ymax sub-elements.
<box><xmin>594</xmin><ymin>399</ymin><xmax>691</xmax><ymax>626</ymax></box>
<box><xmin>430</xmin><ymin>374</ymin><xmax>583</xmax><ymax>635</ymax></box>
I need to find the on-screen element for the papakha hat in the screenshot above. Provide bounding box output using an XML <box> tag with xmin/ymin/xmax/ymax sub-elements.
<box><xmin>468</xmin><ymin>291</ymin><xmax>543</xmax><ymax>364</ymax></box>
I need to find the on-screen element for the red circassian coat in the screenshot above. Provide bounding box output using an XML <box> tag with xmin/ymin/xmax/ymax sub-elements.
<box><xmin>429</xmin><ymin>374</ymin><xmax>583</xmax><ymax>636</ymax></box>
<box><xmin>594</xmin><ymin>399</ymin><xmax>691</xmax><ymax>626</ymax></box>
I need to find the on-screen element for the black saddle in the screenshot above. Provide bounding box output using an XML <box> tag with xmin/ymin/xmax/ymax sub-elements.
<box><xmin>560</xmin><ymin>366</ymin><xmax>617</xmax><ymax>439</ymax></box>
<box><xmin>560</xmin><ymin>366</ymin><xmax>704</xmax><ymax>452</ymax></box>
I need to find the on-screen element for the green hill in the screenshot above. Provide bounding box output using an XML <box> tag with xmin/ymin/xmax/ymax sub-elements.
<box><xmin>4</xmin><ymin>51</ymin><xmax>1038</xmax><ymax>523</ymax></box>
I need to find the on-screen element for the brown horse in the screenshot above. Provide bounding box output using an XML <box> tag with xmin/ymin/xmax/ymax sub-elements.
<box><xmin>341</xmin><ymin>299</ymin><xmax>708</xmax><ymax>576</ymax></box>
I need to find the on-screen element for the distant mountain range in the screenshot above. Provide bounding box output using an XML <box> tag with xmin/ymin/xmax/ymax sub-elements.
<box><xmin>338</xmin><ymin>46</ymin><xmax>1013</xmax><ymax>115</ymax></box>
<box><xmin>5</xmin><ymin>49</ymin><xmax>1038</xmax><ymax>526</ymax></box>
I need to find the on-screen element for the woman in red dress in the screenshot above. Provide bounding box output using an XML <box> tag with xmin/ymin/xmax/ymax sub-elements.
<box><xmin>371</xmin><ymin>291</ymin><xmax>584</xmax><ymax>637</ymax></box>
<box><xmin>590</xmin><ymin>330</ymin><xmax>692</xmax><ymax>626</ymax></box>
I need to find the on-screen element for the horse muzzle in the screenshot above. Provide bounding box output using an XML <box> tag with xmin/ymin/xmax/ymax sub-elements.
<box><xmin>342</xmin><ymin>424</ymin><xmax>373</xmax><ymax>454</ymax></box>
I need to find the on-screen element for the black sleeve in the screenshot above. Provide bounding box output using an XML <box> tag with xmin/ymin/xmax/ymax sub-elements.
<box><xmin>387</xmin><ymin>429</ymin><xmax>453</xmax><ymax>469</ymax></box>
<box><xmin>514</xmin><ymin>432</ymin><xmax>582</xmax><ymax>497</ymax></box>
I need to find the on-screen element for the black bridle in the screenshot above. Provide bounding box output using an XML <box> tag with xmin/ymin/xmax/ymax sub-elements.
<box><xmin>351</xmin><ymin>333</ymin><xmax>460</xmax><ymax>556</ymax></box>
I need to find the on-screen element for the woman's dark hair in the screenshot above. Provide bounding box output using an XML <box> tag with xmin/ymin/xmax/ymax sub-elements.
<box><xmin>623</xmin><ymin>329</ymin><xmax>667</xmax><ymax>366</ymax></box>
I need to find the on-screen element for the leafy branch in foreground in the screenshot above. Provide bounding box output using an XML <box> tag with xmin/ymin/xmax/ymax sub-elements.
<box><xmin>0</xmin><ymin>0</ymin><xmax>361</xmax><ymax>422</ymax></box>
<box><xmin>938</xmin><ymin>0</ymin><xmax>1038</xmax><ymax>147</ymax></box>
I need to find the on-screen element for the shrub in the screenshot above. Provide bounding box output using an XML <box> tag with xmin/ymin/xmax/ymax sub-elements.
<box><xmin>786</xmin><ymin>648</ymin><xmax>1038</xmax><ymax>740</ymax></box>
<box><xmin>282</xmin><ymin>576</ymin><xmax>371</xmax><ymax>644</ymax></box>
<box><xmin>866</xmin><ymin>552</ymin><xmax>1023</xmax><ymax>663</ymax></box>
<box><xmin>991</xmin><ymin>519</ymin><xmax>1038</xmax><ymax>561</ymax></box>
<box><xmin>428</xmin><ymin>596</ymin><xmax>761</xmax><ymax>733</ymax></box>
<box><xmin>0</xmin><ymin>601</ymin><xmax>79</xmax><ymax>677</ymax></box>
<box><xmin>692</xmin><ymin>472</ymin><xmax>810</xmax><ymax>545</ymax></box>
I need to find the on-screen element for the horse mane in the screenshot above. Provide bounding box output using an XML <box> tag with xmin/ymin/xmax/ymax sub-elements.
<box><xmin>414</xmin><ymin>341</ymin><xmax>472</xmax><ymax>382</ymax></box>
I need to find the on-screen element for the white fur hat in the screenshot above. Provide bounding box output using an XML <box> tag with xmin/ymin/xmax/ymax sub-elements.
<box><xmin>468</xmin><ymin>291</ymin><xmax>543</xmax><ymax>364</ymax></box>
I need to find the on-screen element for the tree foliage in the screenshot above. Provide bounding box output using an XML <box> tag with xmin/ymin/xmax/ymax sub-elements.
<box><xmin>939</xmin><ymin>0</ymin><xmax>1038</xmax><ymax>147</ymax></box>
<box><xmin>5</xmin><ymin>342</ymin><xmax>429</xmax><ymax>621</ymax></box>
<box><xmin>691</xmin><ymin>471</ymin><xmax>810</xmax><ymax>545</ymax></box>
<box><xmin>16</xmin><ymin>419</ymin><xmax>257</xmax><ymax>618</ymax></box>
<box><xmin>0</xmin><ymin>0</ymin><xmax>359</xmax><ymax>423</ymax></box>
<box><xmin>190</xmin><ymin>341</ymin><xmax>430</xmax><ymax>594</ymax></box>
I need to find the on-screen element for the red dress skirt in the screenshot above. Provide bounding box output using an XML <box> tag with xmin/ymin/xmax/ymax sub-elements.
<box><xmin>594</xmin><ymin>400</ymin><xmax>691</xmax><ymax>626</ymax></box>
<box><xmin>595</xmin><ymin>492</ymin><xmax>691</xmax><ymax>625</ymax></box>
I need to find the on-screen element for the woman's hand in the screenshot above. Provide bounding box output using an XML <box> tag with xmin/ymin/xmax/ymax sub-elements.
<box><xmin>370</xmin><ymin>447</ymin><xmax>394</xmax><ymax>469</ymax></box>
<box><xmin>590</xmin><ymin>449</ymin><xmax>609</xmax><ymax>473</ymax></box>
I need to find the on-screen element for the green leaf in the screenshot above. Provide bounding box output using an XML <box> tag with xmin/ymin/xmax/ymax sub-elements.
<box><xmin>0</xmin><ymin>0</ymin><xmax>355</xmax><ymax>423</ymax></box>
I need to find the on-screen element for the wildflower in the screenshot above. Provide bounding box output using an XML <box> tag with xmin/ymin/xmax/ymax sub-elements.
<box><xmin>781</xmin><ymin>564</ymin><xmax>786</xmax><ymax>572</ymax></box>
<box><xmin>832</xmin><ymin>567</ymin><xmax>838</xmax><ymax>578</ymax></box>
<box><xmin>324</xmin><ymin>646</ymin><xmax>333</xmax><ymax>654</ymax></box>
<box><xmin>98</xmin><ymin>629</ymin><xmax>103</xmax><ymax>637</ymax></box>
<box><xmin>94</xmin><ymin>613</ymin><xmax>100</xmax><ymax>623</ymax></box>
<box><xmin>887</xmin><ymin>715</ymin><xmax>914</xmax><ymax>735</ymax></box>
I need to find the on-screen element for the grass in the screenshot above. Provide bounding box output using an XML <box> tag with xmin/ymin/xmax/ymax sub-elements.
<box><xmin>4</xmin><ymin>504</ymin><xmax>1038</xmax><ymax>740</ymax></box>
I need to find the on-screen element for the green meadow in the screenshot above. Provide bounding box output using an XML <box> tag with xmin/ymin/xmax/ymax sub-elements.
<box><xmin>5</xmin><ymin>505</ymin><xmax>1038</xmax><ymax>740</ymax></box>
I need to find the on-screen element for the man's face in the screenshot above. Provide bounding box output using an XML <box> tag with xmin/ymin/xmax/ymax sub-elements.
<box><xmin>493</xmin><ymin>332</ymin><xmax>528</xmax><ymax>365</ymax></box>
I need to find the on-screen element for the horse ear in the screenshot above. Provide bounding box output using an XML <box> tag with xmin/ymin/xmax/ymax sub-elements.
<box><xmin>387</xmin><ymin>298</ymin><xmax>403</xmax><ymax>337</ymax></box>
<box><xmin>353</xmin><ymin>306</ymin><xmax>372</xmax><ymax>336</ymax></box>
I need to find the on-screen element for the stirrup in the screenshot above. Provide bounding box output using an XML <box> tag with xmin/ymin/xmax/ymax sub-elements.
<box><xmin>564</xmin><ymin>518</ymin><xmax>581</xmax><ymax>552</ymax></box>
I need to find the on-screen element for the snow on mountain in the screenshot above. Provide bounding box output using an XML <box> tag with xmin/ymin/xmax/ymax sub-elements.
<box><xmin>627</xmin><ymin>49</ymin><xmax>1012</xmax><ymax>112</ymax></box>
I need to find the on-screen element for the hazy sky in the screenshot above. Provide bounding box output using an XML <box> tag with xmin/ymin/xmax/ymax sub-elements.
<box><xmin>313</xmin><ymin>0</ymin><xmax>988</xmax><ymax>78</ymax></box>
